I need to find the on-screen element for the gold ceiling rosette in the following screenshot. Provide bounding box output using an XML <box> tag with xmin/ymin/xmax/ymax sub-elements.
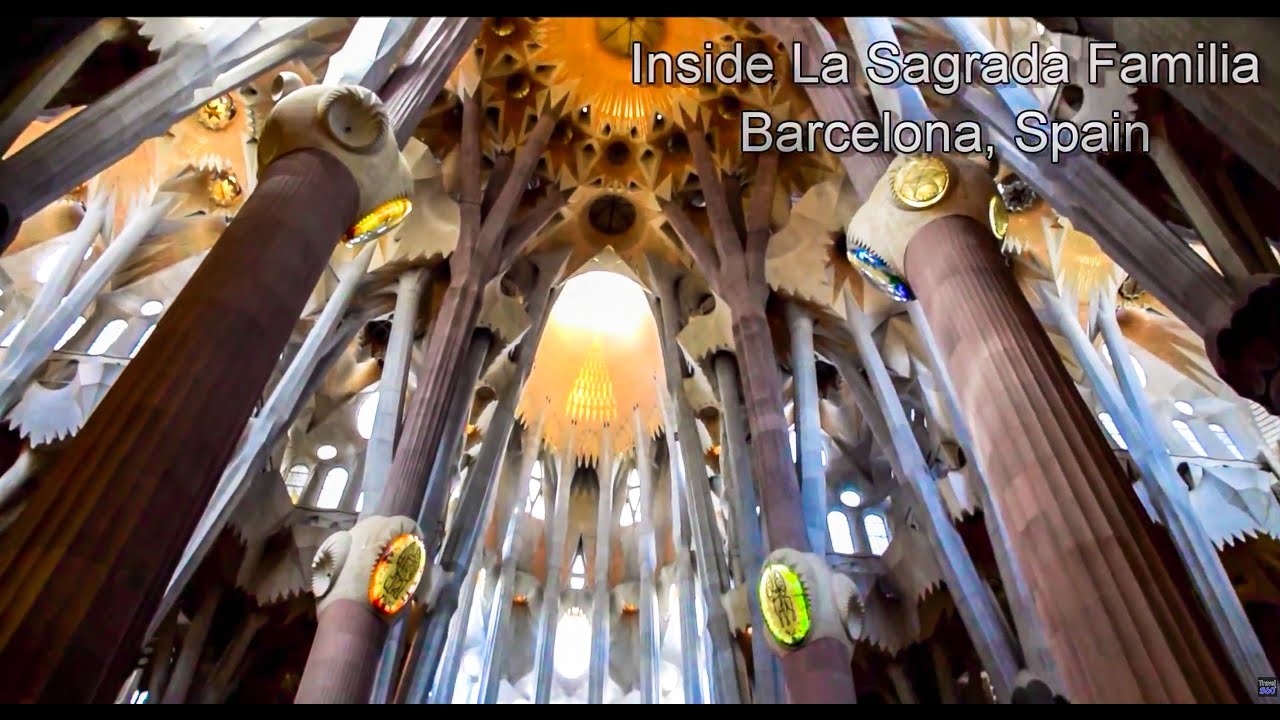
<box><xmin>532</xmin><ymin>17</ymin><xmax>734</xmax><ymax>140</ymax></box>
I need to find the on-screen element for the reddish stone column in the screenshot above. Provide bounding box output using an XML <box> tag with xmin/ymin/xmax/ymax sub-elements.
<box><xmin>904</xmin><ymin>215</ymin><xmax>1241</xmax><ymax>703</ymax></box>
<box><xmin>0</xmin><ymin>148</ymin><xmax>358</xmax><ymax>703</ymax></box>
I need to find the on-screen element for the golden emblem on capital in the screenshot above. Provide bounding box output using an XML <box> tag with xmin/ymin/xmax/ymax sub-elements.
<box><xmin>368</xmin><ymin>532</ymin><xmax>426</xmax><ymax>616</ymax></box>
<box><xmin>890</xmin><ymin>156</ymin><xmax>951</xmax><ymax>210</ymax></box>
<box><xmin>988</xmin><ymin>195</ymin><xmax>1009</xmax><ymax>240</ymax></box>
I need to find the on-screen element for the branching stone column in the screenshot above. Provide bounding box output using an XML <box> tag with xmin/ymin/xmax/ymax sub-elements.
<box><xmin>851</xmin><ymin>154</ymin><xmax>1241</xmax><ymax>702</ymax></box>
<box><xmin>360</xmin><ymin>269</ymin><xmax>425</xmax><ymax>512</ymax></box>
<box><xmin>477</xmin><ymin>412</ymin><xmax>547</xmax><ymax>703</ymax></box>
<box><xmin>531</xmin><ymin>429</ymin><xmax>576</xmax><ymax>704</ymax></box>
<box><xmin>650</xmin><ymin>265</ymin><xmax>740</xmax><ymax>702</ymax></box>
<box><xmin>587</xmin><ymin>433</ymin><xmax>615</xmax><ymax>704</ymax></box>
<box><xmin>659</xmin><ymin>126</ymin><xmax>855</xmax><ymax>703</ymax></box>
<box><xmin>713</xmin><ymin>352</ymin><xmax>783</xmax><ymax>704</ymax></box>
<box><xmin>0</xmin><ymin>81</ymin><xmax>409</xmax><ymax>703</ymax></box>
<box><xmin>632</xmin><ymin>410</ymin><xmax>662</xmax><ymax>704</ymax></box>
<box><xmin>298</xmin><ymin>80</ymin><xmax>564</xmax><ymax>698</ymax></box>
<box><xmin>160</xmin><ymin>585</ymin><xmax>223</xmax><ymax>704</ymax></box>
<box><xmin>784</xmin><ymin>301</ymin><xmax>829</xmax><ymax>558</ymax></box>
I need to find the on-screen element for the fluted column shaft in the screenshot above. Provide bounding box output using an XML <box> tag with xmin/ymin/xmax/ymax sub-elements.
<box><xmin>714</xmin><ymin>353</ymin><xmax>783</xmax><ymax>703</ymax></box>
<box><xmin>531</xmin><ymin>432</ymin><xmax>576</xmax><ymax>704</ymax></box>
<box><xmin>160</xmin><ymin>585</ymin><xmax>223</xmax><ymax>704</ymax></box>
<box><xmin>784</xmin><ymin>302</ymin><xmax>829</xmax><ymax>557</ymax></box>
<box><xmin>360</xmin><ymin>269</ymin><xmax>424</xmax><ymax>513</ymax></box>
<box><xmin>587</xmin><ymin>436</ymin><xmax>615</xmax><ymax>704</ymax></box>
<box><xmin>0</xmin><ymin>149</ymin><xmax>358</xmax><ymax>703</ymax></box>
<box><xmin>904</xmin><ymin>214</ymin><xmax>1241</xmax><ymax>703</ymax></box>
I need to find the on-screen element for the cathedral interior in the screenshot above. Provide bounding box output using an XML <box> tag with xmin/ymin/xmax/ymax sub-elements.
<box><xmin>1</xmin><ymin>16</ymin><xmax>1280</xmax><ymax>704</ymax></box>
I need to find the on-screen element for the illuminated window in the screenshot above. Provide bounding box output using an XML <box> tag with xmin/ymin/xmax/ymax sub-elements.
<box><xmin>128</xmin><ymin>689</ymin><xmax>149</xmax><ymax>704</ymax></box>
<box><xmin>569</xmin><ymin>542</ymin><xmax>587</xmax><ymax>590</ymax></box>
<box><xmin>839</xmin><ymin>489</ymin><xmax>862</xmax><ymax>508</ymax></box>
<box><xmin>619</xmin><ymin>469</ymin><xmax>641</xmax><ymax>527</ymax></box>
<box><xmin>130</xmin><ymin>325</ymin><xmax>155</xmax><ymax>358</ymax></box>
<box><xmin>1171</xmin><ymin>420</ymin><xmax>1207</xmax><ymax>457</ymax></box>
<box><xmin>316</xmin><ymin>467</ymin><xmax>348</xmax><ymax>509</ymax></box>
<box><xmin>356</xmin><ymin>491</ymin><xmax>365</xmax><ymax>513</ymax></box>
<box><xmin>788</xmin><ymin>424</ymin><xmax>797</xmax><ymax>462</ymax></box>
<box><xmin>139</xmin><ymin>300</ymin><xmax>164</xmax><ymax>317</ymax></box>
<box><xmin>87</xmin><ymin>318</ymin><xmax>129</xmax><ymax>356</ymax></box>
<box><xmin>827</xmin><ymin>511</ymin><xmax>855</xmax><ymax>554</ymax></box>
<box><xmin>526</xmin><ymin>461</ymin><xmax>545</xmax><ymax>520</ymax></box>
<box><xmin>284</xmin><ymin>464</ymin><xmax>309</xmax><ymax>503</ymax></box>
<box><xmin>356</xmin><ymin>391</ymin><xmax>379</xmax><ymax>440</ymax></box>
<box><xmin>1098</xmin><ymin>412</ymin><xmax>1127</xmax><ymax>450</ymax></box>
<box><xmin>864</xmin><ymin>513</ymin><xmax>891</xmax><ymax>556</ymax></box>
<box><xmin>316</xmin><ymin>444</ymin><xmax>338</xmax><ymax>461</ymax></box>
<box><xmin>1208</xmin><ymin>423</ymin><xmax>1244</xmax><ymax>460</ymax></box>
<box><xmin>554</xmin><ymin>607</ymin><xmax>591</xmax><ymax>680</ymax></box>
<box><xmin>1174</xmin><ymin>400</ymin><xmax>1194</xmax><ymax>416</ymax></box>
<box><xmin>55</xmin><ymin>316</ymin><xmax>86</xmax><ymax>350</ymax></box>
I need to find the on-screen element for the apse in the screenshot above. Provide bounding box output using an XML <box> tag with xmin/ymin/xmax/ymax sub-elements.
<box><xmin>517</xmin><ymin>269</ymin><xmax>664</xmax><ymax>465</ymax></box>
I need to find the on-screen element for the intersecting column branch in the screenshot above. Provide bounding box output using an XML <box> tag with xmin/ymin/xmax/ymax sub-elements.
<box><xmin>658</xmin><ymin>118</ymin><xmax>856</xmax><ymax>704</ymax></box>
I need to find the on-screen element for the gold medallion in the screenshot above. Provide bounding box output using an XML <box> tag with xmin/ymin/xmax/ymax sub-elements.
<box><xmin>197</xmin><ymin>94</ymin><xmax>237</xmax><ymax>131</ymax></box>
<box><xmin>988</xmin><ymin>194</ymin><xmax>1009</xmax><ymax>240</ymax></box>
<box><xmin>345</xmin><ymin>197</ymin><xmax>413</xmax><ymax>246</ymax></box>
<box><xmin>368</xmin><ymin>533</ymin><xmax>426</xmax><ymax>615</ymax></box>
<box><xmin>890</xmin><ymin>156</ymin><xmax>951</xmax><ymax>210</ymax></box>
<box><xmin>757</xmin><ymin>562</ymin><xmax>812</xmax><ymax>648</ymax></box>
<box><xmin>208</xmin><ymin>170</ymin><xmax>242</xmax><ymax>208</ymax></box>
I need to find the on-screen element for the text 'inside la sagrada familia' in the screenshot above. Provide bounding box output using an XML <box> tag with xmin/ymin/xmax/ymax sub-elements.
<box><xmin>1</xmin><ymin>16</ymin><xmax>1280</xmax><ymax>705</ymax></box>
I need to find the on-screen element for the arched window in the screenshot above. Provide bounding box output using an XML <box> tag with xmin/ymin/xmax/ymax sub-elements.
<box><xmin>569</xmin><ymin>542</ymin><xmax>587</xmax><ymax>590</ymax></box>
<box><xmin>619</xmin><ymin>469</ymin><xmax>641</xmax><ymax>527</ymax></box>
<box><xmin>355</xmin><ymin>491</ymin><xmax>365</xmax><ymax>513</ymax></box>
<box><xmin>526</xmin><ymin>461</ymin><xmax>545</xmax><ymax>520</ymax></box>
<box><xmin>34</xmin><ymin>245</ymin><xmax>67</xmax><ymax>284</ymax></box>
<box><xmin>139</xmin><ymin>300</ymin><xmax>164</xmax><ymax>317</ymax></box>
<box><xmin>87</xmin><ymin>318</ymin><xmax>129</xmax><ymax>356</ymax></box>
<box><xmin>130</xmin><ymin>324</ymin><xmax>155</xmax><ymax>358</ymax></box>
<box><xmin>1171</xmin><ymin>419</ymin><xmax>1207</xmax><ymax>457</ymax></box>
<box><xmin>316</xmin><ymin>467</ymin><xmax>349</xmax><ymax>509</ymax></box>
<box><xmin>1208</xmin><ymin>423</ymin><xmax>1244</xmax><ymax>460</ymax></box>
<box><xmin>54</xmin><ymin>316</ymin><xmax>86</xmax><ymax>350</ymax></box>
<box><xmin>1174</xmin><ymin>400</ymin><xmax>1194</xmax><ymax>416</ymax></box>
<box><xmin>788</xmin><ymin>423</ymin><xmax>830</xmax><ymax>466</ymax></box>
<box><xmin>284</xmin><ymin>464</ymin><xmax>309</xmax><ymax>503</ymax></box>
<box><xmin>864</xmin><ymin>513</ymin><xmax>891</xmax><ymax>556</ymax></box>
<box><xmin>827</xmin><ymin>511</ymin><xmax>855</xmax><ymax>554</ymax></box>
<box><xmin>356</xmin><ymin>391</ymin><xmax>379</xmax><ymax>440</ymax></box>
<box><xmin>1097</xmin><ymin>412</ymin><xmax>1127</xmax><ymax>450</ymax></box>
<box><xmin>316</xmin><ymin>444</ymin><xmax>338</xmax><ymax>461</ymax></box>
<box><xmin>839</xmin><ymin>489</ymin><xmax>862</xmax><ymax>508</ymax></box>
<box><xmin>554</xmin><ymin>607</ymin><xmax>591</xmax><ymax>680</ymax></box>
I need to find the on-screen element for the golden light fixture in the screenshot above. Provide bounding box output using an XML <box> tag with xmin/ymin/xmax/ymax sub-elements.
<box><xmin>465</xmin><ymin>423</ymin><xmax>479</xmax><ymax>436</ymax></box>
<box><xmin>491</xmin><ymin>17</ymin><xmax>517</xmax><ymax>37</ymax></box>
<box><xmin>368</xmin><ymin>533</ymin><xmax>427</xmax><ymax>616</ymax></box>
<box><xmin>197</xmin><ymin>94</ymin><xmax>237</xmax><ymax>131</ymax></box>
<box><xmin>513</xmin><ymin>593</ymin><xmax>529</xmax><ymax>606</ymax></box>
<box><xmin>208</xmin><ymin>170</ymin><xmax>242</xmax><ymax>207</ymax></box>
<box><xmin>345</xmin><ymin>197</ymin><xmax>412</xmax><ymax>246</ymax></box>
<box><xmin>890</xmin><ymin>156</ymin><xmax>951</xmax><ymax>210</ymax></box>
<box><xmin>622</xmin><ymin>602</ymin><xmax>638</xmax><ymax>614</ymax></box>
<box><xmin>710</xmin><ymin>444</ymin><xmax>721</xmax><ymax>456</ymax></box>
<box><xmin>564</xmin><ymin>339</ymin><xmax>618</xmax><ymax>425</ymax></box>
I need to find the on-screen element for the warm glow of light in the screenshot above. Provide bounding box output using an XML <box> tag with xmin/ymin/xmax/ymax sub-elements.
<box><xmin>552</xmin><ymin>271</ymin><xmax>651</xmax><ymax>339</ymax></box>
<box><xmin>368</xmin><ymin>533</ymin><xmax>426</xmax><ymax>615</ymax></box>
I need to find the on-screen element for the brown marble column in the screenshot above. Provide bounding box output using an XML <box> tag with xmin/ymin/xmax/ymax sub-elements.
<box><xmin>904</xmin><ymin>214</ymin><xmax>1241</xmax><ymax>703</ymax></box>
<box><xmin>0</xmin><ymin>148</ymin><xmax>359</xmax><ymax>703</ymax></box>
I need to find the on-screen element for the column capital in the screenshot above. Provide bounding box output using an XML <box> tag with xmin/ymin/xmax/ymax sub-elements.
<box><xmin>258</xmin><ymin>83</ymin><xmax>414</xmax><ymax>239</ymax></box>
<box><xmin>846</xmin><ymin>155</ymin><xmax>998</xmax><ymax>301</ymax></box>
